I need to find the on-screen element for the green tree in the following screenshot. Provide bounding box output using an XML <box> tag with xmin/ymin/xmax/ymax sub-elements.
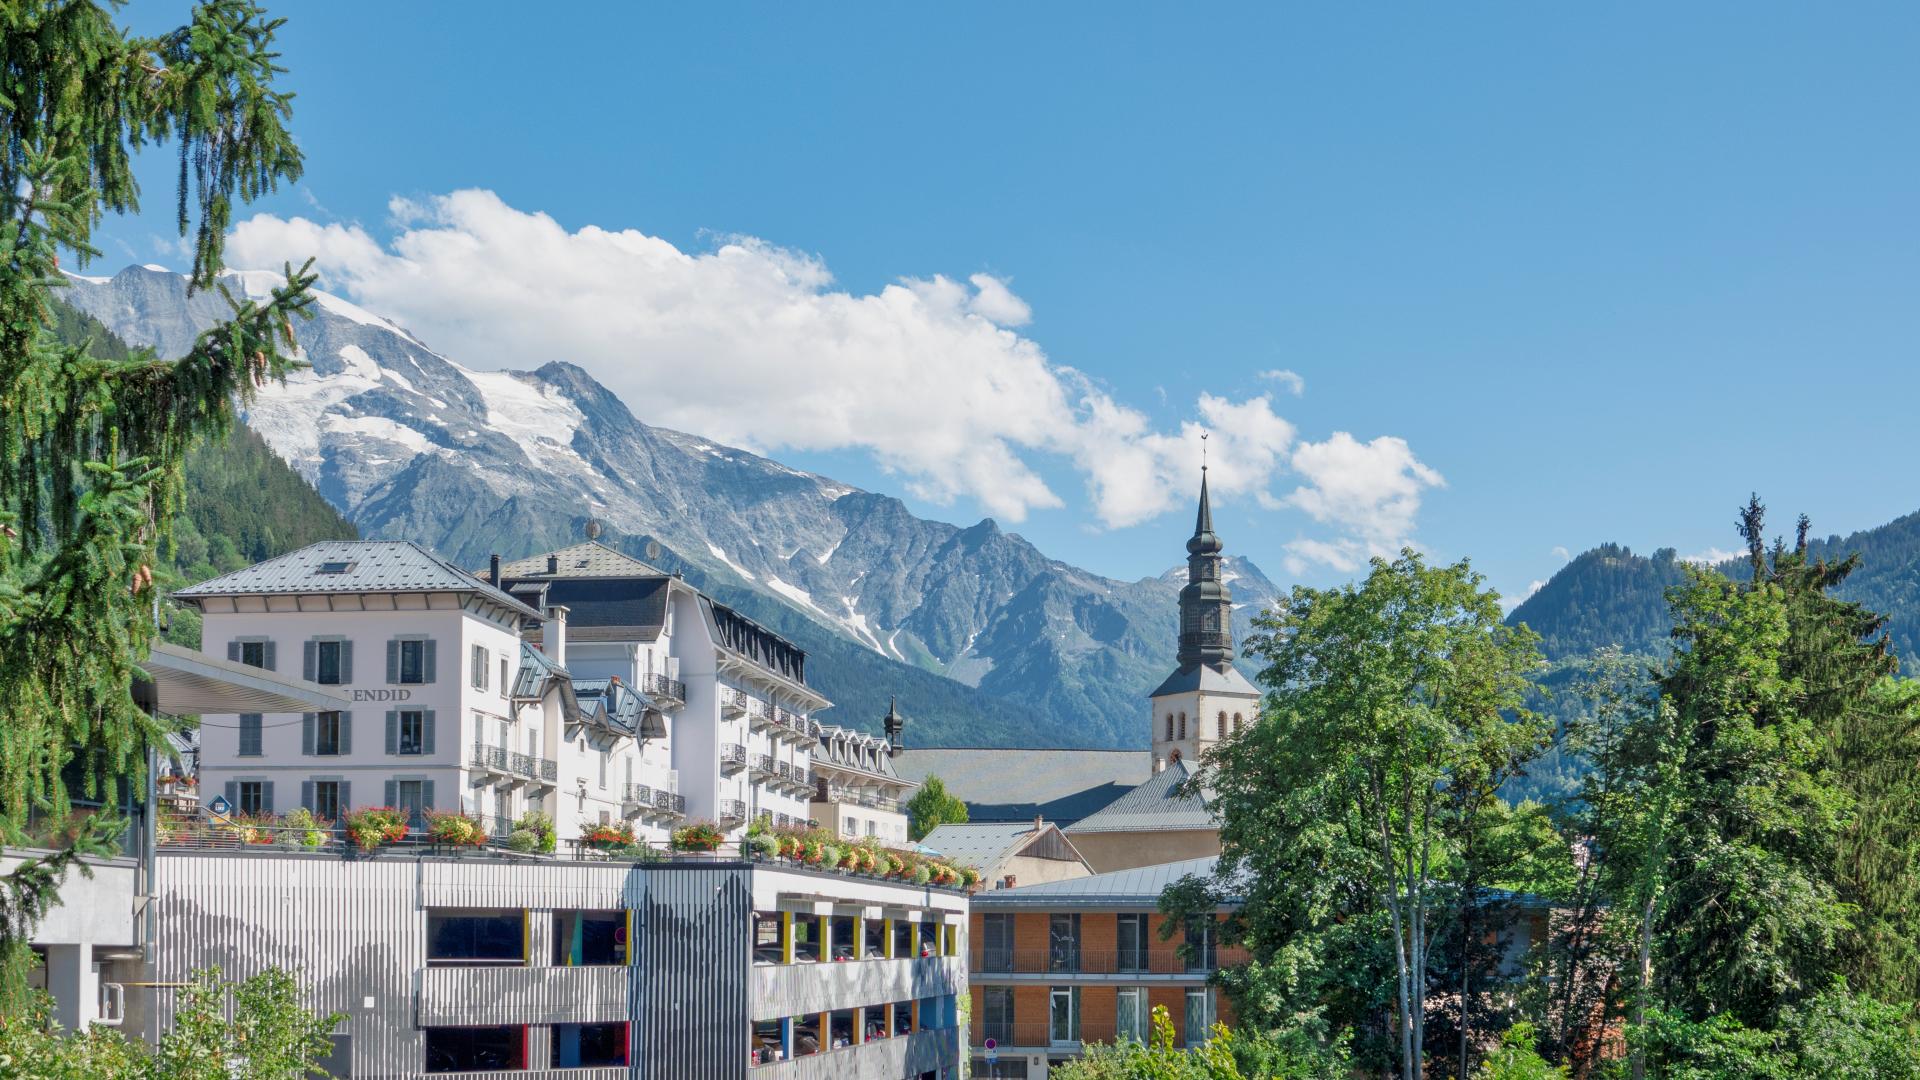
<box><xmin>905</xmin><ymin>774</ymin><xmax>968</xmax><ymax>841</ymax></box>
<box><xmin>1189</xmin><ymin>552</ymin><xmax>1547</xmax><ymax>1079</ymax></box>
<box><xmin>0</xmin><ymin>0</ymin><xmax>312</xmax><ymax>998</ymax></box>
<box><xmin>1472</xmin><ymin>1022</ymin><xmax>1566</xmax><ymax>1080</ymax></box>
<box><xmin>0</xmin><ymin>966</ymin><xmax>342</xmax><ymax>1079</ymax></box>
<box><xmin>1050</xmin><ymin>1005</ymin><xmax>1349</xmax><ymax>1080</ymax></box>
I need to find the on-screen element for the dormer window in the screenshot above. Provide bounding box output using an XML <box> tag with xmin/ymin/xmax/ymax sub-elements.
<box><xmin>315</xmin><ymin>560</ymin><xmax>355</xmax><ymax>575</ymax></box>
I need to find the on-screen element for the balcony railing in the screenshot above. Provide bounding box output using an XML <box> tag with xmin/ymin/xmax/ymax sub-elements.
<box><xmin>750</xmin><ymin>753</ymin><xmax>776</xmax><ymax>779</ymax></box>
<box><xmin>470</xmin><ymin>744</ymin><xmax>507</xmax><ymax>772</ymax></box>
<box><xmin>719</xmin><ymin>798</ymin><xmax>748</xmax><ymax>823</ymax></box>
<box><xmin>622</xmin><ymin>783</ymin><xmax>652</xmax><ymax>814</ymax></box>
<box><xmin>720</xmin><ymin>743</ymin><xmax>748</xmax><ymax>774</ymax></box>
<box><xmin>720</xmin><ymin>687</ymin><xmax>748</xmax><ymax>719</ymax></box>
<box><xmin>505</xmin><ymin>750</ymin><xmax>558</xmax><ymax>786</ymax></box>
<box><xmin>820</xmin><ymin>785</ymin><xmax>904</xmax><ymax>814</ymax></box>
<box><xmin>968</xmin><ymin>948</ymin><xmax>1215</xmax><ymax>976</ymax></box>
<box><xmin>639</xmin><ymin>672</ymin><xmax>687</xmax><ymax>707</ymax></box>
<box><xmin>652</xmin><ymin>789</ymin><xmax>686</xmax><ymax>817</ymax></box>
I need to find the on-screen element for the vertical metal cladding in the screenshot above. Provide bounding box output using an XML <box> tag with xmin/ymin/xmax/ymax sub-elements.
<box><xmin>628</xmin><ymin>863</ymin><xmax>752</xmax><ymax>1080</ymax></box>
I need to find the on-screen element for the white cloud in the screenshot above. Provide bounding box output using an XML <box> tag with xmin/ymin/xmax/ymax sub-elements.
<box><xmin>1552</xmin><ymin>545</ymin><xmax>1571</xmax><ymax>561</ymax></box>
<box><xmin>1258</xmin><ymin>368</ymin><xmax>1305</xmax><ymax>395</ymax></box>
<box><xmin>1502</xmin><ymin>578</ymin><xmax>1547</xmax><ymax>614</ymax></box>
<box><xmin>1682</xmin><ymin>546</ymin><xmax>1742</xmax><ymax>566</ymax></box>
<box><xmin>228</xmin><ymin>190</ymin><xmax>1436</xmax><ymax>545</ymax></box>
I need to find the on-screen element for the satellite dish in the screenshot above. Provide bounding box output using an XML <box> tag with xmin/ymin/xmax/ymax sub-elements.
<box><xmin>645</xmin><ymin>540</ymin><xmax>662</xmax><ymax>562</ymax></box>
<box><xmin>585</xmin><ymin>518</ymin><xmax>602</xmax><ymax>540</ymax></box>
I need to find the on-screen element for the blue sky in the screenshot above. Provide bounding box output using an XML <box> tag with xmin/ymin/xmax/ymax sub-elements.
<box><xmin>97</xmin><ymin>3</ymin><xmax>1920</xmax><ymax>602</ymax></box>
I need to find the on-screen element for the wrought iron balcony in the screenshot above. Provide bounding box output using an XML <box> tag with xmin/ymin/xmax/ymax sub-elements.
<box><xmin>639</xmin><ymin>672</ymin><xmax>686</xmax><ymax>707</ymax></box>
<box><xmin>821</xmin><ymin>784</ymin><xmax>903</xmax><ymax>814</ymax></box>
<box><xmin>719</xmin><ymin>798</ymin><xmax>747</xmax><ymax>824</ymax></box>
<box><xmin>720</xmin><ymin>687</ymin><xmax>748</xmax><ymax>719</ymax></box>
<box><xmin>470</xmin><ymin>744</ymin><xmax>508</xmax><ymax>773</ymax></box>
<box><xmin>720</xmin><ymin>743</ymin><xmax>747</xmax><ymax>774</ymax></box>
<box><xmin>750</xmin><ymin>752</ymin><xmax>776</xmax><ymax>779</ymax></box>
<box><xmin>772</xmin><ymin>760</ymin><xmax>792</xmax><ymax>785</ymax></box>
<box><xmin>622</xmin><ymin>783</ymin><xmax>652</xmax><ymax>815</ymax></box>
<box><xmin>652</xmin><ymin>789</ymin><xmax>685</xmax><ymax>817</ymax></box>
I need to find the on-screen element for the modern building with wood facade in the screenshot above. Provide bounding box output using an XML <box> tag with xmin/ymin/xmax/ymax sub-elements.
<box><xmin>966</xmin><ymin>856</ymin><xmax>1242</xmax><ymax>1079</ymax></box>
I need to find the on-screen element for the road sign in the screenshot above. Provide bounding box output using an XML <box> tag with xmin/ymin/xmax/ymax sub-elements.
<box><xmin>206</xmin><ymin>795</ymin><xmax>231</xmax><ymax>816</ymax></box>
<box><xmin>983</xmin><ymin>1036</ymin><xmax>997</xmax><ymax>1064</ymax></box>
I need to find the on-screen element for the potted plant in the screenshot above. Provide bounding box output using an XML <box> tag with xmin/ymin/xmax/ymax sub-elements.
<box><xmin>345</xmin><ymin>807</ymin><xmax>409</xmax><ymax>852</ymax></box>
<box><xmin>511</xmin><ymin>810</ymin><xmax>557</xmax><ymax>853</ymax></box>
<box><xmin>582</xmin><ymin>821</ymin><xmax>636</xmax><ymax>852</ymax></box>
<box><xmin>277</xmin><ymin>807</ymin><xmax>329</xmax><ymax>849</ymax></box>
<box><xmin>426</xmin><ymin>810</ymin><xmax>488</xmax><ymax>848</ymax></box>
<box><xmin>670</xmin><ymin>821</ymin><xmax>725</xmax><ymax>853</ymax></box>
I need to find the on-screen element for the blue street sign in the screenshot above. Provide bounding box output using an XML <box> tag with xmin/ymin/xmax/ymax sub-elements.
<box><xmin>207</xmin><ymin>795</ymin><xmax>231</xmax><ymax>816</ymax></box>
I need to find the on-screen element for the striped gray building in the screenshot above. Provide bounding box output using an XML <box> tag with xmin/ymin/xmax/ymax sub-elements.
<box><xmin>147</xmin><ymin>849</ymin><xmax>967</xmax><ymax>1079</ymax></box>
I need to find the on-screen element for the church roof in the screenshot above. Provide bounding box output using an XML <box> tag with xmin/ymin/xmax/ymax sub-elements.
<box><xmin>893</xmin><ymin>748</ymin><xmax>1151</xmax><ymax>825</ymax></box>
<box><xmin>1148</xmin><ymin>661</ymin><xmax>1261</xmax><ymax>699</ymax></box>
<box><xmin>1065</xmin><ymin>758</ymin><xmax>1215</xmax><ymax>835</ymax></box>
<box><xmin>495</xmin><ymin>540</ymin><xmax>666</xmax><ymax>579</ymax></box>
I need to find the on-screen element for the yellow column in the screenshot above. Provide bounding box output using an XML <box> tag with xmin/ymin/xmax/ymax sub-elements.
<box><xmin>883</xmin><ymin>917</ymin><xmax>894</xmax><ymax>958</ymax></box>
<box><xmin>782</xmin><ymin>911</ymin><xmax>795</xmax><ymax>964</ymax></box>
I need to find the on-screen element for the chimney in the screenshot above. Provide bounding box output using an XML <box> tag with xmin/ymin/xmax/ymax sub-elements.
<box><xmin>1033</xmin><ymin>815</ymin><xmax>1044</xmax><ymax>833</ymax></box>
<box><xmin>546</xmin><ymin>553</ymin><xmax>559</xmax><ymax>574</ymax></box>
<box><xmin>489</xmin><ymin>554</ymin><xmax>501</xmax><ymax>586</ymax></box>
<box><xmin>543</xmin><ymin>605</ymin><xmax>569</xmax><ymax>667</ymax></box>
<box><xmin>1001</xmin><ymin>874</ymin><xmax>1016</xmax><ymax>890</ymax></box>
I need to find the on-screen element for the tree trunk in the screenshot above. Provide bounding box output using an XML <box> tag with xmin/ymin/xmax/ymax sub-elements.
<box><xmin>1629</xmin><ymin>889</ymin><xmax>1655</xmax><ymax>1080</ymax></box>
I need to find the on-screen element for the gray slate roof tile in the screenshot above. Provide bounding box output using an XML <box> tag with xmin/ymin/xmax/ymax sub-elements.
<box><xmin>1064</xmin><ymin>759</ymin><xmax>1214</xmax><ymax>834</ymax></box>
<box><xmin>175</xmin><ymin>540</ymin><xmax>541</xmax><ymax>618</ymax></box>
<box><xmin>972</xmin><ymin>854</ymin><xmax>1228</xmax><ymax>907</ymax></box>
<box><xmin>893</xmin><ymin>748</ymin><xmax>1151</xmax><ymax>825</ymax></box>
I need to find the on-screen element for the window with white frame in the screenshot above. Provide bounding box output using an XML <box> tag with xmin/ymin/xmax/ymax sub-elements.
<box><xmin>1116</xmin><ymin>987</ymin><xmax>1148</xmax><ymax>1043</ymax></box>
<box><xmin>1184</xmin><ymin>987</ymin><xmax>1215</xmax><ymax>1046</ymax></box>
<box><xmin>471</xmin><ymin>644</ymin><xmax>488</xmax><ymax>691</ymax></box>
<box><xmin>1049</xmin><ymin>986</ymin><xmax>1080</xmax><ymax>1045</ymax></box>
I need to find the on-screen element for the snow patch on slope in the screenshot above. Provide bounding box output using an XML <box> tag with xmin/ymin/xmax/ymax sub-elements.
<box><xmin>320</xmin><ymin>414</ymin><xmax>434</xmax><ymax>455</ymax></box>
<box><xmin>456</xmin><ymin>363</ymin><xmax>586</xmax><ymax>468</ymax></box>
<box><xmin>706</xmin><ymin>542</ymin><xmax>757</xmax><ymax>582</ymax></box>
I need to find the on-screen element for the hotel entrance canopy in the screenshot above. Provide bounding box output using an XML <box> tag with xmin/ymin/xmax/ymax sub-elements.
<box><xmin>137</xmin><ymin>641</ymin><xmax>352</xmax><ymax>715</ymax></box>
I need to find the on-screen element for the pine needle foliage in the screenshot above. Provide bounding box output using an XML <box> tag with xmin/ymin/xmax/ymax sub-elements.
<box><xmin>0</xmin><ymin>0</ymin><xmax>311</xmax><ymax>992</ymax></box>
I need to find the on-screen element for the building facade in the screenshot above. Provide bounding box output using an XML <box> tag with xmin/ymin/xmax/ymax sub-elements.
<box><xmin>146</xmin><ymin>846</ymin><xmax>968</xmax><ymax>1079</ymax></box>
<box><xmin>967</xmin><ymin>857</ymin><xmax>1242</xmax><ymax>1079</ymax></box>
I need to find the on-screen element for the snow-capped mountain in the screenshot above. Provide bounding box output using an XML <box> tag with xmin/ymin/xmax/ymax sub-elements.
<box><xmin>62</xmin><ymin>264</ymin><xmax>1280</xmax><ymax>748</ymax></box>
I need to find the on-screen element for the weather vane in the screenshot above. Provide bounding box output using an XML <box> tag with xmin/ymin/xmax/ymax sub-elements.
<box><xmin>1201</xmin><ymin>431</ymin><xmax>1209</xmax><ymax>472</ymax></box>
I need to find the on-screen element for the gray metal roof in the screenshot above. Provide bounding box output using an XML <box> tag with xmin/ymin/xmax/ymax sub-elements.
<box><xmin>1148</xmin><ymin>661</ymin><xmax>1262</xmax><ymax>699</ymax></box>
<box><xmin>495</xmin><ymin>541</ymin><xmax>666</xmax><ymax>579</ymax></box>
<box><xmin>1065</xmin><ymin>759</ymin><xmax>1215</xmax><ymax>835</ymax></box>
<box><xmin>813</xmin><ymin>723</ymin><xmax>902</xmax><ymax>779</ymax></box>
<box><xmin>893</xmin><ymin>748</ymin><xmax>1152</xmax><ymax>825</ymax></box>
<box><xmin>175</xmin><ymin>540</ymin><xmax>541</xmax><ymax>619</ymax></box>
<box><xmin>918</xmin><ymin>822</ymin><xmax>1085</xmax><ymax>874</ymax></box>
<box><xmin>972</xmin><ymin>854</ymin><xmax>1226</xmax><ymax>908</ymax></box>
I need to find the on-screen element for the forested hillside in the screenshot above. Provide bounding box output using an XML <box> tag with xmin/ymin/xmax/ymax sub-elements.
<box><xmin>48</xmin><ymin>299</ymin><xmax>358</xmax><ymax>645</ymax></box>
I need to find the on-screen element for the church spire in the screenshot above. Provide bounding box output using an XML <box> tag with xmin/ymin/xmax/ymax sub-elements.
<box><xmin>1176</xmin><ymin>456</ymin><xmax>1233</xmax><ymax>667</ymax></box>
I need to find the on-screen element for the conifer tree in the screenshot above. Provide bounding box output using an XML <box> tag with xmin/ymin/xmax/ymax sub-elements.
<box><xmin>0</xmin><ymin>0</ymin><xmax>312</xmax><ymax>998</ymax></box>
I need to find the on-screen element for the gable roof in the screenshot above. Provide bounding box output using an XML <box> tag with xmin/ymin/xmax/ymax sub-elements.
<box><xmin>495</xmin><ymin>540</ymin><xmax>666</xmax><ymax>579</ymax></box>
<box><xmin>971</xmin><ymin>854</ymin><xmax>1228</xmax><ymax>909</ymax></box>
<box><xmin>920</xmin><ymin>822</ymin><xmax>1087</xmax><ymax>876</ymax></box>
<box><xmin>1065</xmin><ymin>758</ymin><xmax>1215</xmax><ymax>835</ymax></box>
<box><xmin>893</xmin><ymin>748</ymin><xmax>1151</xmax><ymax>825</ymax></box>
<box><xmin>175</xmin><ymin>540</ymin><xmax>541</xmax><ymax>619</ymax></box>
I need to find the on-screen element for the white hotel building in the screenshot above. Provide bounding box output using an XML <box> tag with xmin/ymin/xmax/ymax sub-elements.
<box><xmin>176</xmin><ymin>538</ymin><xmax>916</xmax><ymax>846</ymax></box>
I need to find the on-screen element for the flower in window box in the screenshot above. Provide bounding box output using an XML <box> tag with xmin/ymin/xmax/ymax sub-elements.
<box><xmin>669</xmin><ymin>821</ymin><xmax>724</xmax><ymax>852</ymax></box>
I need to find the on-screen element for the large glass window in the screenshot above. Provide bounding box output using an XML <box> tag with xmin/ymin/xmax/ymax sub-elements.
<box><xmin>396</xmin><ymin>779</ymin><xmax>425</xmax><ymax>827</ymax></box>
<box><xmin>864</xmin><ymin>917</ymin><xmax>887</xmax><ymax>959</ymax></box>
<box><xmin>793</xmin><ymin>914</ymin><xmax>822</xmax><ymax>963</ymax></box>
<box><xmin>1048</xmin><ymin>986</ymin><xmax>1080</xmax><ymax>1045</ymax></box>
<box><xmin>1185</xmin><ymin>922</ymin><xmax>1217</xmax><ymax>972</ymax></box>
<box><xmin>1116</xmin><ymin>987</ymin><xmax>1148</xmax><ymax>1043</ymax></box>
<box><xmin>426</xmin><ymin>910</ymin><xmax>525</xmax><ymax>965</ymax></box>
<box><xmin>425</xmin><ymin>1026</ymin><xmax>523</xmax><ymax>1072</ymax></box>
<box><xmin>893</xmin><ymin>919</ymin><xmax>913</xmax><ymax>959</ymax></box>
<box><xmin>1184</xmin><ymin>987</ymin><xmax>1215</xmax><ymax>1046</ymax></box>
<box><xmin>239</xmin><ymin>640</ymin><xmax>267</xmax><ymax>669</ymax></box>
<box><xmin>982</xmin><ymin>986</ymin><xmax>1015</xmax><ymax>1046</ymax></box>
<box><xmin>753</xmin><ymin>913</ymin><xmax>786</xmax><ymax>965</ymax></box>
<box><xmin>551</xmin><ymin>1022</ymin><xmax>626</xmax><ymax>1067</ymax></box>
<box><xmin>1117</xmin><ymin>913</ymin><xmax>1149</xmax><ymax>972</ymax></box>
<box><xmin>397</xmin><ymin>710</ymin><xmax>425</xmax><ymax>755</ymax></box>
<box><xmin>237</xmin><ymin>780</ymin><xmax>265</xmax><ymax>816</ymax></box>
<box><xmin>314</xmin><ymin>711</ymin><xmax>343</xmax><ymax>756</ymax></box>
<box><xmin>315</xmin><ymin>640</ymin><xmax>342</xmax><ymax>685</ymax></box>
<box><xmin>983</xmin><ymin>913</ymin><xmax>1014</xmax><ymax>972</ymax></box>
<box><xmin>1048</xmin><ymin>913</ymin><xmax>1080</xmax><ymax>972</ymax></box>
<box><xmin>398</xmin><ymin>638</ymin><xmax>428</xmax><ymax>684</ymax></box>
<box><xmin>552</xmin><ymin>910</ymin><xmax>626</xmax><ymax>966</ymax></box>
<box><xmin>312</xmin><ymin>780</ymin><xmax>340</xmax><ymax>824</ymax></box>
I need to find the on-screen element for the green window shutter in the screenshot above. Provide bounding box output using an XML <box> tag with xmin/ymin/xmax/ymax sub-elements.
<box><xmin>263</xmin><ymin>641</ymin><xmax>276</xmax><ymax>671</ymax></box>
<box><xmin>301</xmin><ymin>780</ymin><xmax>314</xmax><ymax>812</ymax></box>
<box><xmin>385</xmin><ymin>711</ymin><xmax>399</xmax><ymax>755</ymax></box>
<box><xmin>423</xmin><ymin>639</ymin><xmax>437</xmax><ymax>683</ymax></box>
<box><xmin>340</xmin><ymin>781</ymin><xmax>352</xmax><ymax>815</ymax></box>
<box><xmin>341</xmin><ymin>641</ymin><xmax>354</xmax><ymax>684</ymax></box>
<box><xmin>340</xmin><ymin>712</ymin><xmax>353</xmax><ymax>755</ymax></box>
<box><xmin>261</xmin><ymin>782</ymin><xmax>275</xmax><ymax>816</ymax></box>
<box><xmin>224</xmin><ymin>781</ymin><xmax>238</xmax><ymax>810</ymax></box>
<box><xmin>228</xmin><ymin>641</ymin><xmax>241</xmax><ymax>663</ymax></box>
<box><xmin>383</xmin><ymin>779</ymin><xmax>397</xmax><ymax>807</ymax></box>
<box><xmin>303</xmin><ymin>641</ymin><xmax>316</xmax><ymax>682</ymax></box>
<box><xmin>422</xmin><ymin>779</ymin><xmax>436</xmax><ymax>812</ymax></box>
<box><xmin>386</xmin><ymin>640</ymin><xmax>400</xmax><ymax>684</ymax></box>
<box><xmin>301</xmin><ymin>714</ymin><xmax>315</xmax><ymax>756</ymax></box>
<box><xmin>423</xmin><ymin>711</ymin><xmax>437</xmax><ymax>755</ymax></box>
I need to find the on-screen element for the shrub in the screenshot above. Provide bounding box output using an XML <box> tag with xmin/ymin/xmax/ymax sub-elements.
<box><xmin>276</xmin><ymin>807</ymin><xmax>329</xmax><ymax>849</ymax></box>
<box><xmin>344</xmin><ymin>807</ymin><xmax>408</xmax><ymax>852</ymax></box>
<box><xmin>670</xmin><ymin>821</ymin><xmax>725</xmax><ymax>852</ymax></box>
<box><xmin>506</xmin><ymin>829</ymin><xmax>541</xmax><ymax>853</ymax></box>
<box><xmin>513</xmin><ymin>810</ymin><xmax>557</xmax><ymax>853</ymax></box>
<box><xmin>743</xmin><ymin>831</ymin><xmax>778</xmax><ymax>859</ymax></box>
<box><xmin>425</xmin><ymin>810</ymin><xmax>488</xmax><ymax>848</ymax></box>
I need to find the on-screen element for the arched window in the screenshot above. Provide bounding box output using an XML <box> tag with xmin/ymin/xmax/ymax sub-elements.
<box><xmin>1217</xmin><ymin>711</ymin><xmax>1227</xmax><ymax>738</ymax></box>
<box><xmin>1169</xmin><ymin>748</ymin><xmax>1182</xmax><ymax>763</ymax></box>
<box><xmin>1177</xmin><ymin>713</ymin><xmax>1187</xmax><ymax>740</ymax></box>
<box><xmin>1233</xmin><ymin>712</ymin><xmax>1244</xmax><ymax>735</ymax></box>
<box><xmin>1165</xmin><ymin>713</ymin><xmax>1175</xmax><ymax>741</ymax></box>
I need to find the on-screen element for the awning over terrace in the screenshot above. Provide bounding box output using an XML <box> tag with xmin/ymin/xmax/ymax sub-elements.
<box><xmin>137</xmin><ymin>642</ymin><xmax>352</xmax><ymax>715</ymax></box>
